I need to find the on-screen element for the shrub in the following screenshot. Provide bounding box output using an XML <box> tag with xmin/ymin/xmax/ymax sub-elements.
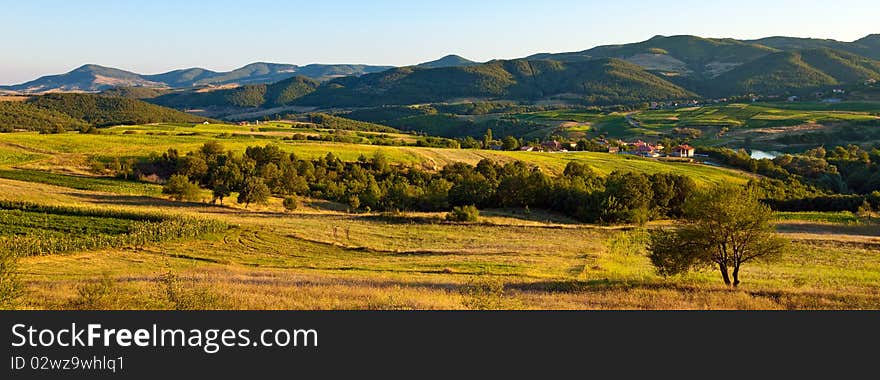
<box><xmin>446</xmin><ymin>205</ymin><xmax>479</xmax><ymax>222</ymax></box>
<box><xmin>0</xmin><ymin>249</ymin><xmax>23</xmax><ymax>309</ymax></box>
<box><xmin>282</xmin><ymin>196</ymin><xmax>298</xmax><ymax>211</ymax></box>
<box><xmin>160</xmin><ymin>272</ymin><xmax>225</xmax><ymax>310</ymax></box>
<box><xmin>460</xmin><ymin>277</ymin><xmax>513</xmax><ymax>310</ymax></box>
<box><xmin>162</xmin><ymin>174</ymin><xmax>202</xmax><ymax>202</ymax></box>
<box><xmin>66</xmin><ymin>276</ymin><xmax>115</xmax><ymax>310</ymax></box>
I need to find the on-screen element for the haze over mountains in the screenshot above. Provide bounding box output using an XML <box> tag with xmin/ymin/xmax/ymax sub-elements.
<box><xmin>3</xmin><ymin>34</ymin><xmax>879</xmax><ymax>110</ymax></box>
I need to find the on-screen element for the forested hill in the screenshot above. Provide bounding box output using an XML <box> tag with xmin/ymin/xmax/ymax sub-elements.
<box><xmin>707</xmin><ymin>48</ymin><xmax>880</xmax><ymax>96</ymax></box>
<box><xmin>149</xmin><ymin>76</ymin><xmax>320</xmax><ymax>109</ymax></box>
<box><xmin>0</xmin><ymin>93</ymin><xmax>210</xmax><ymax>131</ymax></box>
<box><xmin>294</xmin><ymin>58</ymin><xmax>695</xmax><ymax>107</ymax></box>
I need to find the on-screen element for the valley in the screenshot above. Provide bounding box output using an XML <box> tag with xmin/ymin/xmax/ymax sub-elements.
<box><xmin>2</xmin><ymin>32</ymin><xmax>880</xmax><ymax>311</ymax></box>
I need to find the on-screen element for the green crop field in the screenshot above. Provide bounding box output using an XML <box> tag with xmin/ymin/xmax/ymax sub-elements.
<box><xmin>632</xmin><ymin>103</ymin><xmax>879</xmax><ymax>132</ymax></box>
<box><xmin>1</xmin><ymin>123</ymin><xmax>878</xmax><ymax>310</ymax></box>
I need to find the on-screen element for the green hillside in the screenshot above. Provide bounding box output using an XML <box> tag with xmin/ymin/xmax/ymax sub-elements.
<box><xmin>710</xmin><ymin>49</ymin><xmax>880</xmax><ymax>96</ymax></box>
<box><xmin>151</xmin><ymin>76</ymin><xmax>319</xmax><ymax>109</ymax></box>
<box><xmin>296</xmin><ymin>58</ymin><xmax>695</xmax><ymax>107</ymax></box>
<box><xmin>417</xmin><ymin>55</ymin><xmax>479</xmax><ymax>68</ymax></box>
<box><xmin>0</xmin><ymin>101</ymin><xmax>87</xmax><ymax>132</ymax></box>
<box><xmin>530</xmin><ymin>35</ymin><xmax>777</xmax><ymax>78</ymax></box>
<box><xmin>25</xmin><ymin>93</ymin><xmax>210</xmax><ymax>127</ymax></box>
<box><xmin>751</xmin><ymin>34</ymin><xmax>880</xmax><ymax>60</ymax></box>
<box><xmin>101</xmin><ymin>87</ymin><xmax>173</xmax><ymax>99</ymax></box>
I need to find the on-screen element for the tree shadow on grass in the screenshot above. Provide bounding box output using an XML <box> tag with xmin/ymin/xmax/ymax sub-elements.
<box><xmin>63</xmin><ymin>192</ymin><xmax>235</xmax><ymax>211</ymax></box>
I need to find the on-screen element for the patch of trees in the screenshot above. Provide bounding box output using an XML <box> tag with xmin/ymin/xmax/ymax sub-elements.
<box><xmin>143</xmin><ymin>143</ymin><xmax>695</xmax><ymax>224</ymax></box>
<box><xmin>344</xmin><ymin>105</ymin><xmax>547</xmax><ymax>139</ymax></box>
<box><xmin>301</xmin><ymin>113</ymin><xmax>399</xmax><ymax>133</ymax></box>
<box><xmin>706</xmin><ymin>144</ymin><xmax>880</xmax><ymax>212</ymax></box>
<box><xmin>0</xmin><ymin>101</ymin><xmax>87</xmax><ymax>132</ymax></box>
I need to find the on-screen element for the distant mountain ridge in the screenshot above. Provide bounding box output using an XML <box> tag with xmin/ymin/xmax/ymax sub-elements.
<box><xmin>1</xmin><ymin>62</ymin><xmax>393</xmax><ymax>93</ymax></box>
<box><xmin>417</xmin><ymin>55</ymin><xmax>479</xmax><ymax>68</ymax></box>
<box><xmin>295</xmin><ymin>57</ymin><xmax>696</xmax><ymax>107</ymax></box>
<box><xmin>5</xmin><ymin>33</ymin><xmax>879</xmax><ymax>105</ymax></box>
<box><xmin>747</xmin><ymin>34</ymin><xmax>880</xmax><ymax>60</ymax></box>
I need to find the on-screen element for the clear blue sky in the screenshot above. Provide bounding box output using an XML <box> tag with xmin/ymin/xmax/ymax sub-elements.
<box><xmin>2</xmin><ymin>0</ymin><xmax>878</xmax><ymax>84</ymax></box>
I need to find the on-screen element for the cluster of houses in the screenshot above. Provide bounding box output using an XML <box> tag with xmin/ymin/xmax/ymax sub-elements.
<box><xmin>615</xmin><ymin>140</ymin><xmax>696</xmax><ymax>158</ymax></box>
<box><xmin>512</xmin><ymin>139</ymin><xmax>697</xmax><ymax>159</ymax></box>
<box><xmin>236</xmin><ymin>120</ymin><xmax>266</xmax><ymax>126</ymax></box>
<box><xmin>514</xmin><ymin>140</ymin><xmax>578</xmax><ymax>152</ymax></box>
<box><xmin>787</xmin><ymin>88</ymin><xmax>848</xmax><ymax>103</ymax></box>
<box><xmin>648</xmin><ymin>99</ymin><xmax>702</xmax><ymax>110</ymax></box>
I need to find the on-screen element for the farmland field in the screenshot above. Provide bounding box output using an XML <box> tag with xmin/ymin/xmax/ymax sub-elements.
<box><xmin>1</xmin><ymin>123</ymin><xmax>878</xmax><ymax>310</ymax></box>
<box><xmin>501</xmin><ymin>103</ymin><xmax>880</xmax><ymax>150</ymax></box>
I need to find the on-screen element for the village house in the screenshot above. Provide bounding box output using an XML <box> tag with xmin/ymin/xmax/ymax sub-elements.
<box><xmin>630</xmin><ymin>140</ymin><xmax>661</xmax><ymax>158</ymax></box>
<box><xmin>672</xmin><ymin>144</ymin><xmax>696</xmax><ymax>158</ymax></box>
<box><xmin>541</xmin><ymin>140</ymin><xmax>563</xmax><ymax>151</ymax></box>
<box><xmin>519</xmin><ymin>146</ymin><xmax>535</xmax><ymax>152</ymax></box>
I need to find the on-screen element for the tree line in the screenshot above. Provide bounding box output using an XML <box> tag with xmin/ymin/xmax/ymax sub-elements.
<box><xmin>705</xmin><ymin>145</ymin><xmax>880</xmax><ymax>212</ymax></box>
<box><xmin>148</xmin><ymin>142</ymin><xmax>696</xmax><ymax>224</ymax></box>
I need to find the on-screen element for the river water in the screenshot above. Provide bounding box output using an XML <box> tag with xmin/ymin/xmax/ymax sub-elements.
<box><xmin>750</xmin><ymin>150</ymin><xmax>781</xmax><ymax>160</ymax></box>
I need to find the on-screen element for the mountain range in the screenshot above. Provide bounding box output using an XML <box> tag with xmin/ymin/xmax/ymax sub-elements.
<box><xmin>291</xmin><ymin>34</ymin><xmax>880</xmax><ymax>108</ymax></box>
<box><xmin>0</xmin><ymin>62</ymin><xmax>392</xmax><ymax>93</ymax></box>
<box><xmin>3</xmin><ymin>34</ymin><xmax>879</xmax><ymax>108</ymax></box>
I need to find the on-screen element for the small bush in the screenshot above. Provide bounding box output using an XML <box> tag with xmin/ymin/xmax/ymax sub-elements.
<box><xmin>282</xmin><ymin>196</ymin><xmax>298</xmax><ymax>211</ymax></box>
<box><xmin>160</xmin><ymin>272</ymin><xmax>225</xmax><ymax>310</ymax></box>
<box><xmin>66</xmin><ymin>276</ymin><xmax>115</xmax><ymax>310</ymax></box>
<box><xmin>163</xmin><ymin>174</ymin><xmax>202</xmax><ymax>202</ymax></box>
<box><xmin>0</xmin><ymin>250</ymin><xmax>23</xmax><ymax>309</ymax></box>
<box><xmin>446</xmin><ymin>205</ymin><xmax>479</xmax><ymax>222</ymax></box>
<box><xmin>460</xmin><ymin>277</ymin><xmax>514</xmax><ymax>310</ymax></box>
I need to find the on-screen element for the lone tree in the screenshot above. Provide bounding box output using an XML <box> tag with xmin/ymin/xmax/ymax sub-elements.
<box><xmin>648</xmin><ymin>185</ymin><xmax>788</xmax><ymax>287</ymax></box>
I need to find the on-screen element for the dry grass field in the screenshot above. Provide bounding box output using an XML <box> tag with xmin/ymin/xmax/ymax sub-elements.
<box><xmin>1</xmin><ymin>125</ymin><xmax>878</xmax><ymax>310</ymax></box>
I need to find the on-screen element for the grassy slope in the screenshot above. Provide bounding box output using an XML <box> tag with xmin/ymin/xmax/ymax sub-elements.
<box><xmin>2</xmin><ymin>174</ymin><xmax>877</xmax><ymax>310</ymax></box>
<box><xmin>0</xmin><ymin>124</ymin><xmax>749</xmax><ymax>185</ymax></box>
<box><xmin>1</xmin><ymin>124</ymin><xmax>876</xmax><ymax>310</ymax></box>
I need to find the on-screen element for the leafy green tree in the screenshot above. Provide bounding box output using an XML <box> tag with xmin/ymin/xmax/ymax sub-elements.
<box><xmin>483</xmin><ymin>128</ymin><xmax>493</xmax><ymax>148</ymax></box>
<box><xmin>449</xmin><ymin>173</ymin><xmax>493</xmax><ymax>207</ymax></box>
<box><xmin>162</xmin><ymin>174</ymin><xmax>202</xmax><ymax>202</ymax></box>
<box><xmin>237</xmin><ymin>177</ymin><xmax>271</xmax><ymax>208</ymax></box>
<box><xmin>603</xmin><ymin>171</ymin><xmax>654</xmax><ymax>222</ymax></box>
<box><xmin>501</xmin><ymin>135</ymin><xmax>520</xmax><ymax>151</ymax></box>
<box><xmin>648</xmin><ymin>186</ymin><xmax>789</xmax><ymax>287</ymax></box>
<box><xmin>208</xmin><ymin>159</ymin><xmax>241</xmax><ymax>205</ymax></box>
